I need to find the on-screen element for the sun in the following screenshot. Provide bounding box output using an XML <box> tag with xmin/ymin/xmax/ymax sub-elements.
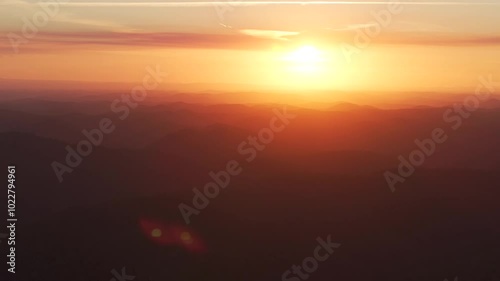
<box><xmin>286</xmin><ymin>45</ymin><xmax>323</xmax><ymax>63</ymax></box>
<box><xmin>282</xmin><ymin>45</ymin><xmax>326</xmax><ymax>74</ymax></box>
<box><xmin>271</xmin><ymin>44</ymin><xmax>338</xmax><ymax>90</ymax></box>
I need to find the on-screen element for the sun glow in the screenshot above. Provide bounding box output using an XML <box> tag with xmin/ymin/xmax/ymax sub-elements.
<box><xmin>267</xmin><ymin>44</ymin><xmax>344</xmax><ymax>91</ymax></box>
<box><xmin>283</xmin><ymin>45</ymin><xmax>326</xmax><ymax>73</ymax></box>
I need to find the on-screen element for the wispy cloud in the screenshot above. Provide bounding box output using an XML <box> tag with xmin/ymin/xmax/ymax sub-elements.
<box><xmin>0</xmin><ymin>31</ymin><xmax>282</xmax><ymax>53</ymax></box>
<box><xmin>378</xmin><ymin>33</ymin><xmax>500</xmax><ymax>46</ymax></box>
<box><xmin>239</xmin><ymin>29</ymin><xmax>300</xmax><ymax>40</ymax></box>
<box><xmin>1</xmin><ymin>30</ymin><xmax>500</xmax><ymax>55</ymax></box>
<box><xmin>2</xmin><ymin>1</ymin><xmax>500</xmax><ymax>7</ymax></box>
<box><xmin>329</xmin><ymin>23</ymin><xmax>381</xmax><ymax>31</ymax></box>
<box><xmin>51</xmin><ymin>13</ymin><xmax>135</xmax><ymax>32</ymax></box>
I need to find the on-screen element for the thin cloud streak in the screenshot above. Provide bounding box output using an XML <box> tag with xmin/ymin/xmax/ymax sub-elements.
<box><xmin>2</xmin><ymin>1</ymin><xmax>500</xmax><ymax>7</ymax></box>
<box><xmin>2</xmin><ymin>30</ymin><xmax>500</xmax><ymax>55</ymax></box>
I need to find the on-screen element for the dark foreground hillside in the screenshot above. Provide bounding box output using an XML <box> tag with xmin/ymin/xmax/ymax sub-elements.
<box><xmin>1</xmin><ymin>100</ymin><xmax>499</xmax><ymax>281</ymax></box>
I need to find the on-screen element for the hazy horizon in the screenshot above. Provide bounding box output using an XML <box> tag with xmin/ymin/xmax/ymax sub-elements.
<box><xmin>1</xmin><ymin>1</ymin><xmax>500</xmax><ymax>281</ymax></box>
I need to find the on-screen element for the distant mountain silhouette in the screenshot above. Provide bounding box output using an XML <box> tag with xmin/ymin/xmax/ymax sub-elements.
<box><xmin>1</xmin><ymin>95</ymin><xmax>500</xmax><ymax>281</ymax></box>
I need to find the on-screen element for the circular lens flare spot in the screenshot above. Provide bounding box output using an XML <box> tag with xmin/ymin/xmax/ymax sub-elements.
<box><xmin>181</xmin><ymin>232</ymin><xmax>192</xmax><ymax>244</ymax></box>
<box><xmin>151</xmin><ymin>228</ymin><xmax>162</xmax><ymax>238</ymax></box>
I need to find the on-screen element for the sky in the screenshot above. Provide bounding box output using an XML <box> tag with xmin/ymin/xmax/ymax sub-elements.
<box><xmin>0</xmin><ymin>0</ymin><xmax>499</xmax><ymax>93</ymax></box>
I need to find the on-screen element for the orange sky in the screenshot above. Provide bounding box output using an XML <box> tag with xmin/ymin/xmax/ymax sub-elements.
<box><xmin>1</xmin><ymin>0</ymin><xmax>500</xmax><ymax>93</ymax></box>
